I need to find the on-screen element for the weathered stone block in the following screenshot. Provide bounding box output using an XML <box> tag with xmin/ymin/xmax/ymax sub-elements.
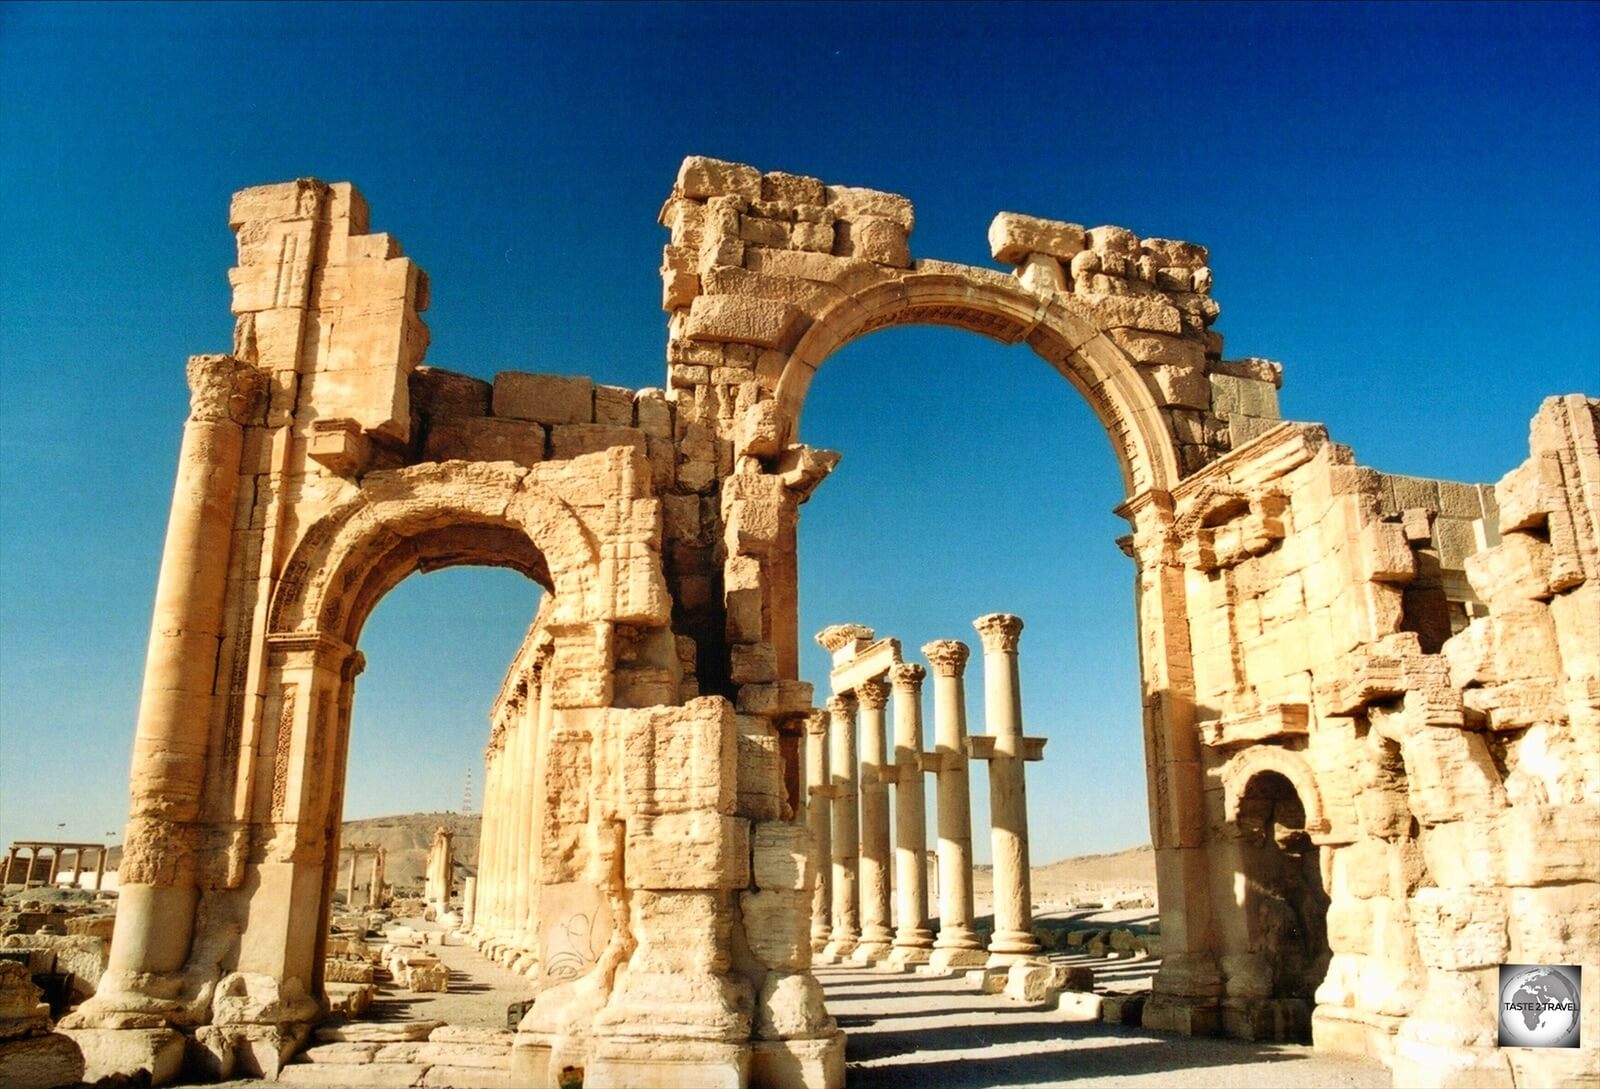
<box><xmin>626</xmin><ymin>812</ymin><xmax>750</xmax><ymax>890</ymax></box>
<box><xmin>684</xmin><ymin>295</ymin><xmax>805</xmax><ymax>349</ymax></box>
<box><xmin>492</xmin><ymin>371</ymin><xmax>593</xmax><ymax>425</ymax></box>
<box><xmin>425</xmin><ymin>416</ymin><xmax>545</xmax><ymax>466</ymax></box>
<box><xmin>833</xmin><ymin>216</ymin><xmax>910</xmax><ymax>267</ymax></box>
<box><xmin>988</xmin><ymin>212</ymin><xmax>1087</xmax><ymax>264</ymax></box>
<box><xmin>617</xmin><ymin>699</ymin><xmax>738</xmax><ymax>816</ymax></box>
<box><xmin>678</xmin><ymin>156</ymin><xmax>762</xmax><ymax>201</ymax></box>
<box><xmin>1409</xmin><ymin>887</ymin><xmax>1507</xmax><ymax>971</ymax></box>
<box><xmin>752</xmin><ymin>821</ymin><xmax>815</xmax><ymax>891</ymax></box>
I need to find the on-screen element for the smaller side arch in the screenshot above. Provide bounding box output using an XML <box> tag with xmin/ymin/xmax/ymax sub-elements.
<box><xmin>1220</xmin><ymin>746</ymin><xmax>1330</xmax><ymax>837</ymax></box>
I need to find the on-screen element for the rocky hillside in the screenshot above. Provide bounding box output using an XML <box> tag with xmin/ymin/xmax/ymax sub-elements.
<box><xmin>339</xmin><ymin>811</ymin><xmax>481</xmax><ymax>893</ymax></box>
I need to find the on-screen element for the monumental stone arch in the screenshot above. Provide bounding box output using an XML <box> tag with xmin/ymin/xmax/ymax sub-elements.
<box><xmin>60</xmin><ymin>156</ymin><xmax>1598</xmax><ymax>1089</ymax></box>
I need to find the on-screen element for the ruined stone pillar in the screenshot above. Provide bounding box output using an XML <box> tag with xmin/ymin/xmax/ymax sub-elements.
<box><xmin>46</xmin><ymin>848</ymin><xmax>60</xmax><ymax>887</ymax></box>
<box><xmin>823</xmin><ymin>695</ymin><xmax>860</xmax><ymax>959</ymax></box>
<box><xmin>98</xmin><ymin>354</ymin><xmax>262</xmax><ymax>1003</ymax></box>
<box><xmin>461</xmin><ymin>875</ymin><xmax>477</xmax><ymax>931</ymax></box>
<box><xmin>852</xmin><ymin>678</ymin><xmax>894</xmax><ymax>964</ymax></box>
<box><xmin>921</xmin><ymin>640</ymin><xmax>986</xmax><ymax>970</ymax></box>
<box><xmin>344</xmin><ymin>851</ymin><xmax>358</xmax><ymax>904</ymax></box>
<box><xmin>510</xmin><ymin>681</ymin><xmax>537</xmax><ymax>961</ymax></box>
<box><xmin>888</xmin><ymin>664</ymin><xmax>934</xmax><ymax>965</ymax></box>
<box><xmin>21</xmin><ymin>847</ymin><xmax>35</xmax><ymax>890</ymax></box>
<box><xmin>804</xmin><ymin>709</ymin><xmax>833</xmax><ymax>952</ymax></box>
<box><xmin>3</xmin><ymin>846</ymin><xmax>17</xmax><ymax>887</ymax></box>
<box><xmin>974</xmin><ymin>613</ymin><xmax>1041</xmax><ymax>963</ymax></box>
<box><xmin>368</xmin><ymin>849</ymin><xmax>385</xmax><ymax>910</ymax></box>
<box><xmin>68</xmin><ymin>849</ymin><xmax>83</xmax><ymax>887</ymax></box>
<box><xmin>93</xmin><ymin>846</ymin><xmax>107</xmax><ymax>893</ymax></box>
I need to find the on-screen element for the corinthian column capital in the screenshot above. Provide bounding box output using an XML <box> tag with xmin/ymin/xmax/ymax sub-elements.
<box><xmin>855</xmin><ymin>678</ymin><xmax>890</xmax><ymax>711</ymax></box>
<box><xmin>186</xmin><ymin>353</ymin><xmax>266</xmax><ymax>425</ymax></box>
<box><xmin>973</xmin><ymin>613</ymin><xmax>1024</xmax><ymax>654</ymax></box>
<box><xmin>887</xmin><ymin>662</ymin><xmax>926</xmax><ymax>693</ymax></box>
<box><xmin>921</xmin><ymin>640</ymin><xmax>970</xmax><ymax>677</ymax></box>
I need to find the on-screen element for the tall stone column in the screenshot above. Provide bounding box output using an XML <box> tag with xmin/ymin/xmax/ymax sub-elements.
<box><xmin>368</xmin><ymin>849</ymin><xmax>385</xmax><ymax>910</ymax></box>
<box><xmin>823</xmin><ymin>695</ymin><xmax>860</xmax><ymax>960</ymax></box>
<box><xmin>461</xmin><ymin>875</ymin><xmax>477</xmax><ymax>930</ymax></box>
<box><xmin>852</xmin><ymin>678</ymin><xmax>894</xmax><ymax>964</ymax></box>
<box><xmin>22</xmin><ymin>848</ymin><xmax>35</xmax><ymax>890</ymax></box>
<box><xmin>94</xmin><ymin>847</ymin><xmax>108</xmax><ymax>893</ymax></box>
<box><xmin>2</xmin><ymin>847</ymin><xmax>17</xmax><ymax>887</ymax></box>
<box><xmin>974</xmin><ymin>613</ymin><xmax>1041</xmax><ymax>964</ymax></box>
<box><xmin>510</xmin><ymin>681</ymin><xmax>537</xmax><ymax>964</ymax></box>
<box><xmin>68</xmin><ymin>850</ymin><xmax>83</xmax><ymax>886</ymax></box>
<box><xmin>92</xmin><ymin>354</ymin><xmax>262</xmax><ymax>1014</ymax></box>
<box><xmin>46</xmin><ymin>849</ymin><xmax>61</xmax><ymax>887</ymax></box>
<box><xmin>474</xmin><ymin>743</ymin><xmax>500</xmax><ymax>940</ymax></box>
<box><xmin>804</xmin><ymin>710</ymin><xmax>833</xmax><ymax>952</ymax></box>
<box><xmin>888</xmin><ymin>664</ymin><xmax>934</xmax><ymax>966</ymax></box>
<box><xmin>922</xmin><ymin>640</ymin><xmax>986</xmax><ymax>969</ymax></box>
<box><xmin>344</xmin><ymin>852</ymin><xmax>358</xmax><ymax>904</ymax></box>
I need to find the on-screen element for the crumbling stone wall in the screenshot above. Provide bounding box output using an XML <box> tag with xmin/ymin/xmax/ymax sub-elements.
<box><xmin>64</xmin><ymin>156</ymin><xmax>1595</xmax><ymax>1089</ymax></box>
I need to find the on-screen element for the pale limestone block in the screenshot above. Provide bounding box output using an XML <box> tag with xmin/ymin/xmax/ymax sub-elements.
<box><xmin>617</xmin><ymin>699</ymin><xmax>738</xmax><ymax>816</ymax></box>
<box><xmin>492</xmin><ymin>371</ymin><xmax>593</xmax><ymax>425</ymax></box>
<box><xmin>421</xmin><ymin>1067</ymin><xmax>515</xmax><ymax>1089</ymax></box>
<box><xmin>280</xmin><ymin>1064</ymin><xmax>427</xmax><ymax>1087</ymax></box>
<box><xmin>316</xmin><ymin>1021</ymin><xmax>443</xmax><ymax>1043</ymax></box>
<box><xmin>1409</xmin><ymin>887</ymin><xmax>1507</xmax><ymax>970</ymax></box>
<box><xmin>730</xmin><ymin>642</ymin><xmax>778</xmax><ymax>684</ymax></box>
<box><xmin>1109</xmin><ymin>329</ymin><xmax>1206</xmax><ymax>368</ymax></box>
<box><xmin>1210</xmin><ymin>372</ymin><xmax>1282</xmax><ymax>419</ymax></box>
<box><xmin>823</xmin><ymin>185</ymin><xmax>915</xmax><ymax>232</ymax></box>
<box><xmin>750</xmin><ymin>1035</ymin><xmax>845</xmax><ymax>1089</ymax></box>
<box><xmin>735</xmin><ymin>399</ymin><xmax>782</xmax><ymax>460</ymax></box>
<box><xmin>1361</xmin><ymin>521</ymin><xmax>1416</xmax><ymax>583</ymax></box>
<box><xmin>684</xmin><ymin>295</ymin><xmax>804</xmax><ymax>349</ymax></box>
<box><xmin>1498</xmin><ymin>805</ymin><xmax>1599</xmax><ymax>885</ymax></box>
<box><xmin>752</xmin><ymin>822</ymin><xmax>815</xmax><ymax>891</ymax></box>
<box><xmin>1084</xmin><ymin>292</ymin><xmax>1184</xmax><ymax>334</ymax></box>
<box><xmin>1003</xmin><ymin>962</ymin><xmax>1060</xmax><ymax>1005</ymax></box>
<box><xmin>0</xmin><ymin>1034</ymin><xmax>84</xmax><ymax>1089</ymax></box>
<box><xmin>744</xmin><ymin>248</ymin><xmax>862</xmax><ymax>282</ymax></box>
<box><xmin>761</xmin><ymin>171</ymin><xmax>826</xmax><ymax>205</ymax></box>
<box><xmin>677</xmin><ymin>156</ymin><xmax>762</xmax><ymax>201</ymax></box>
<box><xmin>550</xmin><ymin>423</ymin><xmax>646</xmax><ymax>461</ymax></box>
<box><xmin>1506</xmin><ymin>883</ymin><xmax>1600</xmax><ymax>963</ymax></box>
<box><xmin>300</xmin><ymin>1042</ymin><xmax>380</xmax><ymax>1063</ymax></box>
<box><xmin>625</xmin><ymin>812</ymin><xmax>750</xmax><ymax>890</ymax></box>
<box><xmin>412</xmin><ymin>1042</ymin><xmax>514</xmax><ymax>1069</ymax></box>
<box><xmin>741</xmin><ymin>888</ymin><xmax>812</xmax><ymax>969</ymax></box>
<box><xmin>64</xmin><ymin>1028</ymin><xmax>185</xmax><ymax>1085</ymax></box>
<box><xmin>987</xmin><ymin>212</ymin><xmax>1088</xmax><ymax>264</ymax></box>
<box><xmin>833</xmin><ymin>216</ymin><xmax>910</xmax><ymax>268</ymax></box>
<box><xmin>424</xmin><ymin>417</ymin><xmax>545</xmax><ymax>467</ymax></box>
<box><xmin>1464</xmin><ymin>532</ymin><xmax>1552</xmax><ymax>606</ymax></box>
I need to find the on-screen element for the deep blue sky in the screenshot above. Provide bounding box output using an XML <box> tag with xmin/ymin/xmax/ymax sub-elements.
<box><xmin>1</xmin><ymin>2</ymin><xmax>1595</xmax><ymax>861</ymax></box>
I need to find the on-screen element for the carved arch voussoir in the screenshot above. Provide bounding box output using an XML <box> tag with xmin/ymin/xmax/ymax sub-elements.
<box><xmin>1219</xmin><ymin>745</ymin><xmax>1330</xmax><ymax>837</ymax></box>
<box><xmin>268</xmin><ymin>461</ymin><xmax>602</xmax><ymax>639</ymax></box>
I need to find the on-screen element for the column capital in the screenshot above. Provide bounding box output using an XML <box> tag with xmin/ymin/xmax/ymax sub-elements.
<box><xmin>803</xmin><ymin>708</ymin><xmax>830</xmax><ymax>735</ymax></box>
<box><xmin>186</xmin><ymin>353</ymin><xmax>267</xmax><ymax>425</ymax></box>
<box><xmin>887</xmin><ymin>662</ymin><xmax>926</xmax><ymax>692</ymax></box>
<box><xmin>825</xmin><ymin>693</ymin><xmax>858</xmax><ymax>718</ymax></box>
<box><xmin>855</xmin><ymin>678</ymin><xmax>890</xmax><ymax>710</ymax></box>
<box><xmin>973</xmin><ymin>613</ymin><xmax>1024</xmax><ymax>654</ymax></box>
<box><xmin>921</xmin><ymin>639</ymin><xmax>970</xmax><ymax>677</ymax></box>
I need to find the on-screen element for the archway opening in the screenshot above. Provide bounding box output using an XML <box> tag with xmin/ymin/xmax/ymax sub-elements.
<box><xmin>1228</xmin><ymin>769</ymin><xmax>1331</xmax><ymax>1042</ymax></box>
<box><xmin>796</xmin><ymin>322</ymin><xmax>1161</xmax><ymax>1033</ymax></box>
<box><xmin>322</xmin><ymin>558</ymin><xmax>547</xmax><ymax>1026</ymax></box>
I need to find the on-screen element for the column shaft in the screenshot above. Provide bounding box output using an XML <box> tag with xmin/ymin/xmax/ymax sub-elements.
<box><xmin>924</xmin><ymin>641</ymin><xmax>983</xmax><ymax>968</ymax></box>
<box><xmin>825</xmin><ymin>696</ymin><xmax>860</xmax><ymax>958</ymax></box>
<box><xmin>853</xmin><ymin>679</ymin><xmax>894</xmax><ymax>961</ymax></box>
<box><xmin>804</xmin><ymin>711</ymin><xmax>832</xmax><ymax>951</ymax></box>
<box><xmin>975</xmin><ymin>614</ymin><xmax>1040</xmax><ymax>963</ymax></box>
<box><xmin>889</xmin><ymin>665</ymin><xmax>933</xmax><ymax>963</ymax></box>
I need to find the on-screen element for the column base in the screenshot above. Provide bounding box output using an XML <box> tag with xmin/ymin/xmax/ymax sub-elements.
<box><xmin>886</xmin><ymin>943</ymin><xmax>932</xmax><ymax>967</ymax></box>
<box><xmin>586</xmin><ymin>1037</ymin><xmax>749</xmax><ymax>1089</ymax></box>
<box><xmin>1311</xmin><ymin>1004</ymin><xmax>1403</xmax><ymax>1061</ymax></box>
<box><xmin>928</xmin><ymin>946</ymin><xmax>989</xmax><ymax>971</ymax></box>
<box><xmin>59</xmin><ymin>1028</ymin><xmax>185</xmax><ymax>1087</ymax></box>
<box><xmin>848</xmin><ymin>940</ymin><xmax>893</xmax><ymax>966</ymax></box>
<box><xmin>1142</xmin><ymin>994</ymin><xmax>1222</xmax><ymax>1036</ymax></box>
<box><xmin>820</xmin><ymin>937</ymin><xmax>858</xmax><ymax>961</ymax></box>
<box><xmin>750</xmin><ymin>1032</ymin><xmax>846</xmax><ymax>1089</ymax></box>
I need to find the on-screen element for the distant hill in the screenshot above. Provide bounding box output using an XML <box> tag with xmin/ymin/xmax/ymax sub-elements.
<box><xmin>339</xmin><ymin>811</ymin><xmax>481</xmax><ymax>893</ymax></box>
<box><xmin>1034</xmin><ymin>843</ymin><xmax>1155</xmax><ymax>885</ymax></box>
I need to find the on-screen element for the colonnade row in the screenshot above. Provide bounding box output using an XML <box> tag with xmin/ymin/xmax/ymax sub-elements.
<box><xmin>340</xmin><ymin>842</ymin><xmax>386</xmax><ymax>910</ymax></box>
<box><xmin>1</xmin><ymin>841</ymin><xmax>111</xmax><ymax>892</ymax></box>
<box><xmin>808</xmin><ymin>613</ymin><xmax>1047</xmax><ymax>971</ymax></box>
<box><xmin>463</xmin><ymin>640</ymin><xmax>553</xmax><ymax>972</ymax></box>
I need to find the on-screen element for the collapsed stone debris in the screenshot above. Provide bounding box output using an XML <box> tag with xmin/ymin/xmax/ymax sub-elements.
<box><xmin>27</xmin><ymin>154</ymin><xmax>1594</xmax><ymax>1089</ymax></box>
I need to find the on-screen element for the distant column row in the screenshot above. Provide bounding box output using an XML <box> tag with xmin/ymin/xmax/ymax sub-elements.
<box><xmin>809</xmin><ymin>614</ymin><xmax>1047</xmax><ymax>971</ymax></box>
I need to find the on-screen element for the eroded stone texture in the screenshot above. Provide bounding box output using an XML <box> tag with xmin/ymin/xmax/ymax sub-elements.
<box><xmin>75</xmin><ymin>157</ymin><xmax>1593</xmax><ymax>1089</ymax></box>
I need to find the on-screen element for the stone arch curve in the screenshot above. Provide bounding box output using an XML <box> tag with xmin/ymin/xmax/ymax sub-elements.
<box><xmin>268</xmin><ymin>460</ymin><xmax>601</xmax><ymax>645</ymax></box>
<box><xmin>1220</xmin><ymin>746</ymin><xmax>1331</xmax><ymax>837</ymax></box>
<box><xmin>774</xmin><ymin>267</ymin><xmax>1182</xmax><ymax>496</ymax></box>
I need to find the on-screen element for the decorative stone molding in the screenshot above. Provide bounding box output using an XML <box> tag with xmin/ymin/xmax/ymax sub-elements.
<box><xmin>972</xmin><ymin>613</ymin><xmax>1023</xmax><ymax>654</ymax></box>
<box><xmin>921</xmin><ymin>639</ymin><xmax>970</xmax><ymax>677</ymax></box>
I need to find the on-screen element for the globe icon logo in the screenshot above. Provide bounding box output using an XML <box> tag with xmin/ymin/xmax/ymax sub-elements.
<box><xmin>1499</xmin><ymin>965</ymin><xmax>1581</xmax><ymax>1048</ymax></box>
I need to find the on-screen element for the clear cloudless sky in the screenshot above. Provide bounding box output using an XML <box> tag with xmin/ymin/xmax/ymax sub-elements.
<box><xmin>1</xmin><ymin>2</ymin><xmax>1595</xmax><ymax>863</ymax></box>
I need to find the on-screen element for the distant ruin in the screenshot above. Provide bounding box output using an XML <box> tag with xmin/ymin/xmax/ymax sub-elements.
<box><xmin>49</xmin><ymin>157</ymin><xmax>1597</xmax><ymax>1088</ymax></box>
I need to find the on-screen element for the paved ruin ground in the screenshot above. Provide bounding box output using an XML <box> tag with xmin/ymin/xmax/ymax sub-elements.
<box><xmin>186</xmin><ymin>914</ymin><xmax>1390</xmax><ymax>1088</ymax></box>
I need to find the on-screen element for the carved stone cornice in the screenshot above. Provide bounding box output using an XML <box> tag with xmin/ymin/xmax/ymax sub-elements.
<box><xmin>972</xmin><ymin>613</ymin><xmax>1024</xmax><ymax>654</ymax></box>
<box><xmin>816</xmin><ymin>624</ymin><xmax>875</xmax><ymax>652</ymax></box>
<box><xmin>921</xmin><ymin>640</ymin><xmax>970</xmax><ymax>678</ymax></box>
